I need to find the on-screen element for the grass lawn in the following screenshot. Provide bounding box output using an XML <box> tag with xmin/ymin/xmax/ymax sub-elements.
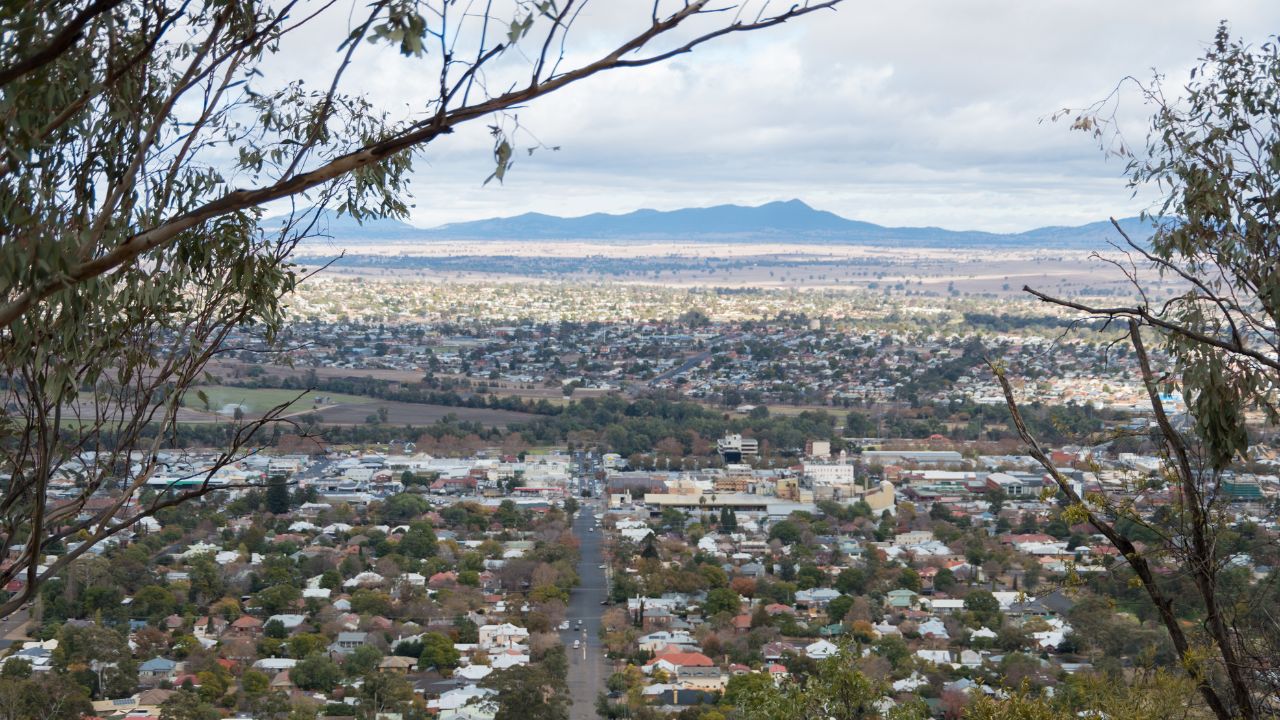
<box><xmin>181</xmin><ymin>385</ymin><xmax>372</xmax><ymax>415</ymax></box>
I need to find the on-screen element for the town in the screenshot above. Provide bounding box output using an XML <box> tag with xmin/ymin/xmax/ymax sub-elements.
<box><xmin>202</xmin><ymin>277</ymin><xmax>1178</xmax><ymax>423</ymax></box>
<box><xmin>4</xmin><ymin>4</ymin><xmax>1278</xmax><ymax>719</ymax></box>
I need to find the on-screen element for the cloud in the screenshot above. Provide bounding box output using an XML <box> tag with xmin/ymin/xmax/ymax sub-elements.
<box><xmin>264</xmin><ymin>1</ymin><xmax>1280</xmax><ymax>232</ymax></box>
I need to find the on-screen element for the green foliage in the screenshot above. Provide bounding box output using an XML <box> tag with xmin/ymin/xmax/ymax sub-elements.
<box><xmin>357</xmin><ymin>671</ymin><xmax>416</xmax><ymax>717</ymax></box>
<box><xmin>934</xmin><ymin>567</ymin><xmax>957</xmax><ymax>593</ymax></box>
<box><xmin>131</xmin><ymin>585</ymin><xmax>177</xmax><ymax>622</ymax></box>
<box><xmin>699</xmin><ymin>564</ymin><xmax>729</xmax><ymax>589</ymax></box>
<box><xmin>264</xmin><ymin>619</ymin><xmax>287</xmax><ymax>639</ymax></box>
<box><xmin>255</xmin><ymin>584</ymin><xmax>301</xmax><ymax>615</ymax></box>
<box><xmin>730</xmin><ymin>644</ymin><xmax>925</xmax><ymax>720</ymax></box>
<box><xmin>160</xmin><ymin>689</ymin><xmax>219</xmax><ymax>720</ymax></box>
<box><xmin>898</xmin><ymin>568</ymin><xmax>921</xmax><ymax>592</ymax></box>
<box><xmin>382</xmin><ymin>493</ymin><xmax>431</xmax><ymax>523</ymax></box>
<box><xmin>0</xmin><ymin>672</ymin><xmax>92</xmax><ymax>720</ymax></box>
<box><xmin>513</xmin><ymin>395</ymin><xmax>844</xmax><ymax>458</ymax></box>
<box><xmin>964</xmin><ymin>589</ymin><xmax>1001</xmax><ymax>627</ymax></box>
<box><xmin>796</xmin><ymin>564</ymin><xmax>825</xmax><ymax>590</ymax></box>
<box><xmin>1034</xmin><ymin>31</ymin><xmax>1280</xmax><ymax>715</ymax></box>
<box><xmin>290</xmin><ymin>655</ymin><xmax>342</xmax><ymax>692</ymax></box>
<box><xmin>53</xmin><ymin>623</ymin><xmax>137</xmax><ymax>698</ymax></box>
<box><xmin>454</xmin><ymin>616</ymin><xmax>480</xmax><ymax>644</ymax></box>
<box><xmin>495</xmin><ymin>499</ymin><xmax>525</xmax><ymax>529</ymax></box>
<box><xmin>0</xmin><ymin>659</ymin><xmax>30</xmax><ymax>680</ymax></box>
<box><xmin>419</xmin><ymin>632</ymin><xmax>461</xmax><ymax>671</ymax></box>
<box><xmin>349</xmin><ymin>588</ymin><xmax>393</xmax><ymax>616</ymax></box>
<box><xmin>835</xmin><ymin>568</ymin><xmax>867</xmax><ymax>596</ymax></box>
<box><xmin>966</xmin><ymin>672</ymin><xmax>1212</xmax><ymax>720</ymax></box>
<box><xmin>723</xmin><ymin>671</ymin><xmax>775</xmax><ymax>708</ymax></box>
<box><xmin>659</xmin><ymin>507</ymin><xmax>687</xmax><ymax>536</ymax></box>
<box><xmin>0</xmin><ymin>0</ymin><xmax>838</xmax><ymax>622</ymax></box>
<box><xmin>345</xmin><ymin>644</ymin><xmax>384</xmax><ymax>677</ymax></box>
<box><xmin>703</xmin><ymin>587</ymin><xmax>742</xmax><ymax>616</ymax></box>
<box><xmin>768</xmin><ymin>520</ymin><xmax>802</xmax><ymax>544</ymax></box>
<box><xmin>826</xmin><ymin>594</ymin><xmax>854</xmax><ymax>624</ymax></box>
<box><xmin>398</xmin><ymin>522</ymin><xmax>438</xmax><ymax>558</ymax></box>
<box><xmin>482</xmin><ymin>646</ymin><xmax>570</xmax><ymax>720</ymax></box>
<box><xmin>288</xmin><ymin>633</ymin><xmax>330</xmax><ymax>659</ymax></box>
<box><xmin>873</xmin><ymin>635</ymin><xmax>911</xmax><ymax>672</ymax></box>
<box><xmin>241</xmin><ymin>669</ymin><xmax>270</xmax><ymax>696</ymax></box>
<box><xmin>186</xmin><ymin>553</ymin><xmax>226</xmax><ymax>605</ymax></box>
<box><xmin>265</xmin><ymin>475</ymin><xmax>291</xmax><ymax>514</ymax></box>
<box><xmin>1119</xmin><ymin>25</ymin><xmax>1280</xmax><ymax>472</ymax></box>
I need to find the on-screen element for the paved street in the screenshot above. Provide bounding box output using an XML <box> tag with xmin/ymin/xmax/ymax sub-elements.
<box><xmin>562</xmin><ymin>505</ymin><xmax>608</xmax><ymax>720</ymax></box>
<box><xmin>0</xmin><ymin>606</ymin><xmax>30</xmax><ymax>650</ymax></box>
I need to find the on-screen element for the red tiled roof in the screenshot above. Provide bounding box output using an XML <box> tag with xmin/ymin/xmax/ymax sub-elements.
<box><xmin>646</xmin><ymin>651</ymin><xmax>714</xmax><ymax>668</ymax></box>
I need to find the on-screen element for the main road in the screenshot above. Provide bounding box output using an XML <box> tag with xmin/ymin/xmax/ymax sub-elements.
<box><xmin>562</xmin><ymin>503</ymin><xmax>609</xmax><ymax>720</ymax></box>
<box><xmin>625</xmin><ymin>332</ymin><xmax>739</xmax><ymax>397</ymax></box>
<box><xmin>0</xmin><ymin>606</ymin><xmax>30</xmax><ymax>650</ymax></box>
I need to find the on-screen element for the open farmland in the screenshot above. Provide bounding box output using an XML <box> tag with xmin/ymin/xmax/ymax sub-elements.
<box><xmin>180</xmin><ymin>385</ymin><xmax>370</xmax><ymax>416</ymax></box>
<box><xmin>296</xmin><ymin>399</ymin><xmax>536</xmax><ymax>427</ymax></box>
<box><xmin>178</xmin><ymin>384</ymin><xmax>536</xmax><ymax>428</ymax></box>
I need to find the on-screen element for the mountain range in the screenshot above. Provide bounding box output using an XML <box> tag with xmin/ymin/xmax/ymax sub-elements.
<box><xmin>285</xmin><ymin>199</ymin><xmax>1152</xmax><ymax>249</ymax></box>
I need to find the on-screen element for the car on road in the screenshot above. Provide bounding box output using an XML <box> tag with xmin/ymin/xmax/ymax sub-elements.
<box><xmin>559</xmin><ymin>621</ymin><xmax>569</xmax><ymax>630</ymax></box>
<box><xmin>598</xmin><ymin>564</ymin><xmax>607</xmax><ymax>569</ymax></box>
<box><xmin>573</xmin><ymin>639</ymin><xmax>580</xmax><ymax>649</ymax></box>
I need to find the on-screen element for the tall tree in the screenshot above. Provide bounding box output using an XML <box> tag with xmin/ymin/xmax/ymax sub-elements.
<box><xmin>418</xmin><ymin>631</ymin><xmax>461</xmax><ymax>672</ymax></box>
<box><xmin>483</xmin><ymin>649</ymin><xmax>570</xmax><ymax>720</ymax></box>
<box><xmin>732</xmin><ymin>645</ymin><xmax>926</xmax><ymax>720</ymax></box>
<box><xmin>357</xmin><ymin>671</ymin><xmax>416</xmax><ymax>719</ymax></box>
<box><xmin>996</xmin><ymin>25</ymin><xmax>1280</xmax><ymax>720</ymax></box>
<box><xmin>52</xmin><ymin>623</ymin><xmax>137</xmax><ymax>699</ymax></box>
<box><xmin>159</xmin><ymin>690</ymin><xmax>219</xmax><ymax>720</ymax></box>
<box><xmin>0</xmin><ymin>0</ymin><xmax>840</xmax><ymax>620</ymax></box>
<box><xmin>264</xmin><ymin>474</ymin><xmax>290</xmax><ymax>515</ymax></box>
<box><xmin>0</xmin><ymin>671</ymin><xmax>92</xmax><ymax>720</ymax></box>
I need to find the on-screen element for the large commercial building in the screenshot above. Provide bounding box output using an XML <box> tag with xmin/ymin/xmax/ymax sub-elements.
<box><xmin>860</xmin><ymin>450</ymin><xmax>964</xmax><ymax>468</ymax></box>
<box><xmin>717</xmin><ymin>434</ymin><xmax>759</xmax><ymax>463</ymax></box>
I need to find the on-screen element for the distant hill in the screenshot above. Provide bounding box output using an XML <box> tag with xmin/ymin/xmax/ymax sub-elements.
<box><xmin>277</xmin><ymin>200</ymin><xmax>1155</xmax><ymax>249</ymax></box>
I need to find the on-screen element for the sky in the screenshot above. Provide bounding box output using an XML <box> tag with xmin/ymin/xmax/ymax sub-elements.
<box><xmin>271</xmin><ymin>1</ymin><xmax>1280</xmax><ymax>233</ymax></box>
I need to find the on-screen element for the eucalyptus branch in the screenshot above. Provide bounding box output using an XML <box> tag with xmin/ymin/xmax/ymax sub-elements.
<box><xmin>989</xmin><ymin>359</ymin><xmax>1231</xmax><ymax>719</ymax></box>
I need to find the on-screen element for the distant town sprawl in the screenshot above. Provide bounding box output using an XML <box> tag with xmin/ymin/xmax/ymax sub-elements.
<box><xmin>207</xmin><ymin>277</ymin><xmax>1203</xmax><ymax>420</ymax></box>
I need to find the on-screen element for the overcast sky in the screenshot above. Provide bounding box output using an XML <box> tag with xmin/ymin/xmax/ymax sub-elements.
<box><xmin>275</xmin><ymin>1</ymin><xmax>1279</xmax><ymax>233</ymax></box>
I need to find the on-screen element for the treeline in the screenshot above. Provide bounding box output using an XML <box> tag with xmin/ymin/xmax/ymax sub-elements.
<box><xmin>84</xmin><ymin>393</ymin><xmax>1116</xmax><ymax>456</ymax></box>
<box><xmin>77</xmin><ymin>415</ymin><xmax>502</xmax><ymax>452</ymax></box>
<box><xmin>961</xmin><ymin>312</ymin><xmax>1076</xmax><ymax>332</ymax></box>
<box><xmin>847</xmin><ymin>399</ymin><xmax>1117</xmax><ymax>445</ymax></box>
<box><xmin>510</xmin><ymin>395</ymin><xmax>842</xmax><ymax>457</ymax></box>
<box><xmin>225</xmin><ymin>372</ymin><xmax>562</xmax><ymax>415</ymax></box>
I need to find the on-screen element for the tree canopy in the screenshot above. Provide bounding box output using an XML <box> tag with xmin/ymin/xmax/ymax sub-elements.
<box><xmin>0</xmin><ymin>0</ymin><xmax>841</xmax><ymax>620</ymax></box>
<box><xmin>1001</xmin><ymin>25</ymin><xmax>1280</xmax><ymax>720</ymax></box>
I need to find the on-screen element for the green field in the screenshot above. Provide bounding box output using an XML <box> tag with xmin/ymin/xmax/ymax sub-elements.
<box><xmin>181</xmin><ymin>385</ymin><xmax>371</xmax><ymax>415</ymax></box>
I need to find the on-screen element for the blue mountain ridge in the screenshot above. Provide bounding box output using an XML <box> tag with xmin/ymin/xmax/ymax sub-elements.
<box><xmin>279</xmin><ymin>199</ymin><xmax>1155</xmax><ymax>249</ymax></box>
